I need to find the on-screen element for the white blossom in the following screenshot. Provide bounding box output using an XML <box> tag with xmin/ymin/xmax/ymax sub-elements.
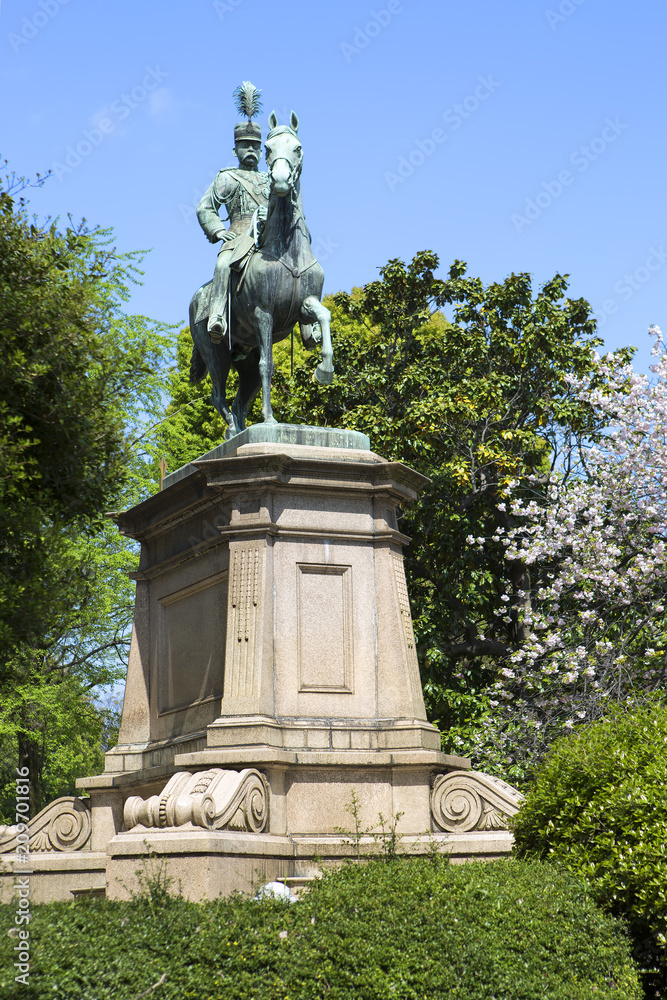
<box><xmin>489</xmin><ymin>326</ymin><xmax>667</xmax><ymax>746</ymax></box>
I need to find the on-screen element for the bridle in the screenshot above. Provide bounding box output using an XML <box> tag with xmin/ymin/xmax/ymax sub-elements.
<box><xmin>265</xmin><ymin>126</ymin><xmax>303</xmax><ymax>202</ymax></box>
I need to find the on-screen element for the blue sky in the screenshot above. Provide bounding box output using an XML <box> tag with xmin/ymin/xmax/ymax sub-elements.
<box><xmin>2</xmin><ymin>0</ymin><xmax>666</xmax><ymax>370</ymax></box>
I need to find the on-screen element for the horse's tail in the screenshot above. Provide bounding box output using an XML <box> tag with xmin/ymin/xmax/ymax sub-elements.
<box><xmin>189</xmin><ymin>346</ymin><xmax>207</xmax><ymax>385</ymax></box>
<box><xmin>189</xmin><ymin>282</ymin><xmax>210</xmax><ymax>385</ymax></box>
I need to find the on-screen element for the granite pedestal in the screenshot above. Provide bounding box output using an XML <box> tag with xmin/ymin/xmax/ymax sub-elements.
<box><xmin>0</xmin><ymin>427</ymin><xmax>520</xmax><ymax>902</ymax></box>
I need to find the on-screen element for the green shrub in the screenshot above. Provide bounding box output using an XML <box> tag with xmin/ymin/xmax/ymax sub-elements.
<box><xmin>512</xmin><ymin>700</ymin><xmax>667</xmax><ymax>998</ymax></box>
<box><xmin>0</xmin><ymin>857</ymin><xmax>640</xmax><ymax>999</ymax></box>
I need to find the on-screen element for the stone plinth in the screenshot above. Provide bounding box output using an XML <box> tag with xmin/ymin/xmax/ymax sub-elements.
<box><xmin>6</xmin><ymin>425</ymin><xmax>521</xmax><ymax>903</ymax></box>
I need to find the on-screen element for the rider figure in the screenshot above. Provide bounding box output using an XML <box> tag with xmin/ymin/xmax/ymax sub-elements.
<box><xmin>197</xmin><ymin>82</ymin><xmax>321</xmax><ymax>350</ymax></box>
<box><xmin>197</xmin><ymin>99</ymin><xmax>270</xmax><ymax>343</ymax></box>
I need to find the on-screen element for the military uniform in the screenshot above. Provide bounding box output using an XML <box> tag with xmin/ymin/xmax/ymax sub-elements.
<box><xmin>197</xmin><ymin>165</ymin><xmax>270</xmax><ymax>341</ymax></box>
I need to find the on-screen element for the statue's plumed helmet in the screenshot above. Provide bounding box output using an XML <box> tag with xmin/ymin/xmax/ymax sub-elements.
<box><xmin>233</xmin><ymin>81</ymin><xmax>262</xmax><ymax>144</ymax></box>
<box><xmin>234</xmin><ymin>120</ymin><xmax>261</xmax><ymax>143</ymax></box>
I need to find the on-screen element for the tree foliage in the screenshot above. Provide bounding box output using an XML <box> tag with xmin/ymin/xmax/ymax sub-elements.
<box><xmin>275</xmin><ymin>253</ymin><xmax>631</xmax><ymax>749</ymax></box>
<box><xmin>474</xmin><ymin>326</ymin><xmax>667</xmax><ymax>775</ymax></box>
<box><xmin>513</xmin><ymin>700</ymin><xmax>667</xmax><ymax>999</ymax></box>
<box><xmin>0</xmin><ymin>165</ymin><xmax>172</xmax><ymax>812</ymax></box>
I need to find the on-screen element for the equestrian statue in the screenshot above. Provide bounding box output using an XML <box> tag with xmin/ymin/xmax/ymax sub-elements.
<box><xmin>189</xmin><ymin>81</ymin><xmax>334</xmax><ymax>438</ymax></box>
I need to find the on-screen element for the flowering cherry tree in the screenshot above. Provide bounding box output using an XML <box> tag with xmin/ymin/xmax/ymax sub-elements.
<box><xmin>476</xmin><ymin>327</ymin><xmax>667</xmax><ymax>771</ymax></box>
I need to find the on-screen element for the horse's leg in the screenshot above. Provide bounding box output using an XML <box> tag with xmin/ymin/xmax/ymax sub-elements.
<box><xmin>301</xmin><ymin>295</ymin><xmax>334</xmax><ymax>385</ymax></box>
<box><xmin>211</xmin><ymin>342</ymin><xmax>242</xmax><ymax>439</ymax></box>
<box><xmin>253</xmin><ymin>307</ymin><xmax>278</xmax><ymax>424</ymax></box>
<box><xmin>231</xmin><ymin>349</ymin><xmax>261</xmax><ymax>431</ymax></box>
<box><xmin>189</xmin><ymin>295</ymin><xmax>239</xmax><ymax>436</ymax></box>
<box><xmin>207</xmin><ymin>338</ymin><xmax>239</xmax><ymax>437</ymax></box>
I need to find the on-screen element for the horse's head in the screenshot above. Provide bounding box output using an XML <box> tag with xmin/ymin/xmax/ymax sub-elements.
<box><xmin>265</xmin><ymin>111</ymin><xmax>302</xmax><ymax>197</ymax></box>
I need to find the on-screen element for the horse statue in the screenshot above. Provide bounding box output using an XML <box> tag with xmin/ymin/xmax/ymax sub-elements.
<box><xmin>188</xmin><ymin>111</ymin><xmax>334</xmax><ymax>439</ymax></box>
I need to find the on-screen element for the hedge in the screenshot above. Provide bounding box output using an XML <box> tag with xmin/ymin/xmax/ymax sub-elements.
<box><xmin>0</xmin><ymin>856</ymin><xmax>641</xmax><ymax>999</ymax></box>
<box><xmin>512</xmin><ymin>700</ymin><xmax>667</xmax><ymax>998</ymax></box>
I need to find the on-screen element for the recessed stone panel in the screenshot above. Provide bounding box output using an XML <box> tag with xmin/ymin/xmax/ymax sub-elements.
<box><xmin>158</xmin><ymin>572</ymin><xmax>227</xmax><ymax>714</ymax></box>
<box><xmin>297</xmin><ymin>563</ymin><xmax>352</xmax><ymax>692</ymax></box>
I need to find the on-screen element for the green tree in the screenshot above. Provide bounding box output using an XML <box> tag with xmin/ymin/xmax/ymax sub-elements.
<box><xmin>513</xmin><ymin>701</ymin><xmax>667</xmax><ymax>999</ymax></box>
<box><xmin>0</xmin><ymin>165</ymin><xmax>172</xmax><ymax>814</ymax></box>
<box><xmin>283</xmin><ymin>254</ymin><xmax>630</xmax><ymax>764</ymax></box>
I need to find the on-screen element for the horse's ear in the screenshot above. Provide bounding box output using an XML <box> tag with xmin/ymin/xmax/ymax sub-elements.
<box><xmin>290</xmin><ymin>110</ymin><xmax>299</xmax><ymax>133</ymax></box>
<box><xmin>268</xmin><ymin>111</ymin><xmax>278</xmax><ymax>130</ymax></box>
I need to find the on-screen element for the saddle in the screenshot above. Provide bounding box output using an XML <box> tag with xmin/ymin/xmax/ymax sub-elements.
<box><xmin>228</xmin><ymin>232</ymin><xmax>257</xmax><ymax>294</ymax></box>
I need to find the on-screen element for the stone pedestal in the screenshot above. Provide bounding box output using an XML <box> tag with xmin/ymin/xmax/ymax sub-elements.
<box><xmin>111</xmin><ymin>425</ymin><xmax>438</xmax><ymax>758</ymax></box>
<box><xmin>5</xmin><ymin>425</ymin><xmax>519</xmax><ymax>902</ymax></box>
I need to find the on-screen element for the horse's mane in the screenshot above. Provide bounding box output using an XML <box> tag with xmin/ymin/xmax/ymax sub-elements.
<box><xmin>259</xmin><ymin>184</ymin><xmax>309</xmax><ymax>247</ymax></box>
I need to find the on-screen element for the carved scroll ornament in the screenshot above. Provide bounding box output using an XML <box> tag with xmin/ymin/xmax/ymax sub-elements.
<box><xmin>0</xmin><ymin>796</ymin><xmax>92</xmax><ymax>853</ymax></box>
<box><xmin>431</xmin><ymin>770</ymin><xmax>523</xmax><ymax>833</ymax></box>
<box><xmin>124</xmin><ymin>768</ymin><xmax>269</xmax><ymax>833</ymax></box>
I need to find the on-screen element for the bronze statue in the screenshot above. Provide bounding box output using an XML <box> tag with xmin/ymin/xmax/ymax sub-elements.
<box><xmin>189</xmin><ymin>82</ymin><xmax>333</xmax><ymax>438</ymax></box>
<box><xmin>196</xmin><ymin>82</ymin><xmax>269</xmax><ymax>345</ymax></box>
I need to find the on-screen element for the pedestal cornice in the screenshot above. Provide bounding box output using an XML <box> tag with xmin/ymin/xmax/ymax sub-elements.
<box><xmin>112</xmin><ymin>447</ymin><xmax>429</xmax><ymax>543</ymax></box>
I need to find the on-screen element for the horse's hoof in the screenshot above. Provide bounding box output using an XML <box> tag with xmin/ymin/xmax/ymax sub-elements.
<box><xmin>315</xmin><ymin>364</ymin><xmax>334</xmax><ymax>385</ymax></box>
<box><xmin>263</xmin><ymin>416</ymin><xmax>278</xmax><ymax>426</ymax></box>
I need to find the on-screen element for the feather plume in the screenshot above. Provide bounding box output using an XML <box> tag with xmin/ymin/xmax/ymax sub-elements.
<box><xmin>233</xmin><ymin>81</ymin><xmax>262</xmax><ymax>121</ymax></box>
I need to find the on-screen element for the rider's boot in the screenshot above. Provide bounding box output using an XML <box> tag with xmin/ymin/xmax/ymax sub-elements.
<box><xmin>208</xmin><ymin>257</ymin><xmax>230</xmax><ymax>343</ymax></box>
<box><xmin>208</xmin><ymin>314</ymin><xmax>227</xmax><ymax>344</ymax></box>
